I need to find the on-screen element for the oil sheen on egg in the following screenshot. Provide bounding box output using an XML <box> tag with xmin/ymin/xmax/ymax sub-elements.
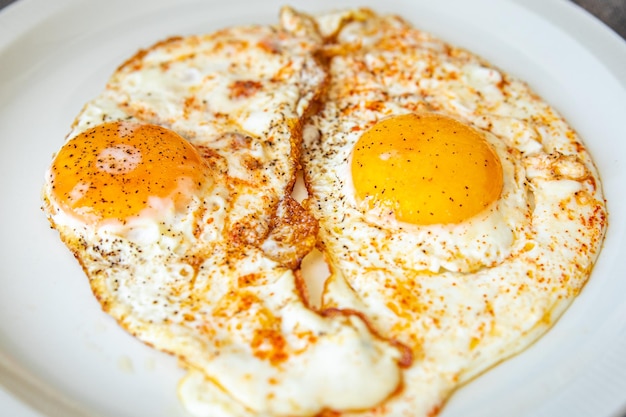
<box><xmin>302</xmin><ymin>8</ymin><xmax>607</xmax><ymax>417</ymax></box>
<box><xmin>42</xmin><ymin>8</ymin><xmax>404</xmax><ymax>417</ymax></box>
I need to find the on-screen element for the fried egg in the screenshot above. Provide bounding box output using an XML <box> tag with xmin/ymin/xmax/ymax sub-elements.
<box><xmin>42</xmin><ymin>9</ymin><xmax>404</xmax><ymax>416</ymax></box>
<box><xmin>301</xmin><ymin>8</ymin><xmax>608</xmax><ymax>417</ymax></box>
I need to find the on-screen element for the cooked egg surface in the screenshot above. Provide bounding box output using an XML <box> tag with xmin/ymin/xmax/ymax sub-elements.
<box><xmin>302</xmin><ymin>8</ymin><xmax>607</xmax><ymax>417</ymax></box>
<box><xmin>43</xmin><ymin>9</ymin><xmax>404</xmax><ymax>416</ymax></box>
<box><xmin>49</xmin><ymin>121</ymin><xmax>212</xmax><ymax>224</ymax></box>
<box><xmin>351</xmin><ymin>113</ymin><xmax>503</xmax><ymax>226</ymax></box>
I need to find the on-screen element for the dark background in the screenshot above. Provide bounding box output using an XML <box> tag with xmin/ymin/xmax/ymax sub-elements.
<box><xmin>572</xmin><ymin>0</ymin><xmax>626</xmax><ymax>38</ymax></box>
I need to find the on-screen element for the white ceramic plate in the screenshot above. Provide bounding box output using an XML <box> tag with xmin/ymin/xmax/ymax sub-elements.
<box><xmin>1</xmin><ymin>0</ymin><xmax>625</xmax><ymax>416</ymax></box>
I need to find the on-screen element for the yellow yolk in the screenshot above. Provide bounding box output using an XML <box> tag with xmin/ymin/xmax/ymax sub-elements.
<box><xmin>49</xmin><ymin>121</ymin><xmax>210</xmax><ymax>223</ymax></box>
<box><xmin>351</xmin><ymin>113</ymin><xmax>503</xmax><ymax>225</ymax></box>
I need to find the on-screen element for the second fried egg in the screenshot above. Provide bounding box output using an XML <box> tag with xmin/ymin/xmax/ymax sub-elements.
<box><xmin>302</xmin><ymin>8</ymin><xmax>607</xmax><ymax>417</ymax></box>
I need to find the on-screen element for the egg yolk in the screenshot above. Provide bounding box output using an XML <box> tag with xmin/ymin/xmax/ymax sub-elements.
<box><xmin>50</xmin><ymin>121</ymin><xmax>210</xmax><ymax>223</ymax></box>
<box><xmin>351</xmin><ymin>113</ymin><xmax>503</xmax><ymax>225</ymax></box>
